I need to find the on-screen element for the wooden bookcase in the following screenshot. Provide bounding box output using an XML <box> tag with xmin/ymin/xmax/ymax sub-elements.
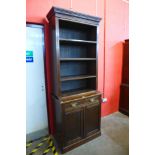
<box><xmin>47</xmin><ymin>7</ymin><xmax>101</xmax><ymax>153</ymax></box>
<box><xmin>119</xmin><ymin>39</ymin><xmax>129</xmax><ymax>116</ymax></box>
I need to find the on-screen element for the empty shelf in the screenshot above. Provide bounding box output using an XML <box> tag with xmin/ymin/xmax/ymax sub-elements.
<box><xmin>61</xmin><ymin>75</ymin><xmax>96</xmax><ymax>81</ymax></box>
<box><xmin>61</xmin><ymin>88</ymin><xmax>95</xmax><ymax>97</ymax></box>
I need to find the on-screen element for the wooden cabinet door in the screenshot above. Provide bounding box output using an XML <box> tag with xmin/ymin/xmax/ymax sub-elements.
<box><xmin>84</xmin><ymin>97</ymin><xmax>101</xmax><ymax>137</ymax></box>
<box><xmin>63</xmin><ymin>103</ymin><xmax>84</xmax><ymax>146</ymax></box>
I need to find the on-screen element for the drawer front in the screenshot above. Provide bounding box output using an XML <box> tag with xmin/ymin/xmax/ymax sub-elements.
<box><xmin>85</xmin><ymin>96</ymin><xmax>100</xmax><ymax>107</ymax></box>
<box><xmin>64</xmin><ymin>100</ymin><xmax>84</xmax><ymax>113</ymax></box>
<box><xmin>64</xmin><ymin>96</ymin><xmax>101</xmax><ymax>112</ymax></box>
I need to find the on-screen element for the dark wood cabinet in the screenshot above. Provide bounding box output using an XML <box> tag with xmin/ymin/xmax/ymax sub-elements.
<box><xmin>47</xmin><ymin>7</ymin><xmax>101</xmax><ymax>153</ymax></box>
<box><xmin>119</xmin><ymin>39</ymin><xmax>129</xmax><ymax>116</ymax></box>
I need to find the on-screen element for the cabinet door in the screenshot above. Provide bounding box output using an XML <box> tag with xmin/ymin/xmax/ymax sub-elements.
<box><xmin>84</xmin><ymin>97</ymin><xmax>101</xmax><ymax>137</ymax></box>
<box><xmin>63</xmin><ymin>102</ymin><xmax>84</xmax><ymax>146</ymax></box>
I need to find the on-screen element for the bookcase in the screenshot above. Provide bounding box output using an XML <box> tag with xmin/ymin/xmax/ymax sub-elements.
<box><xmin>119</xmin><ymin>39</ymin><xmax>129</xmax><ymax>115</ymax></box>
<box><xmin>47</xmin><ymin>7</ymin><xmax>101</xmax><ymax>153</ymax></box>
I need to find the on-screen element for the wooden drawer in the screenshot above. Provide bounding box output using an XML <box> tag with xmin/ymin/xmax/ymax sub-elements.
<box><xmin>85</xmin><ymin>96</ymin><xmax>100</xmax><ymax>106</ymax></box>
<box><xmin>64</xmin><ymin>95</ymin><xmax>100</xmax><ymax>112</ymax></box>
<box><xmin>64</xmin><ymin>100</ymin><xmax>84</xmax><ymax>113</ymax></box>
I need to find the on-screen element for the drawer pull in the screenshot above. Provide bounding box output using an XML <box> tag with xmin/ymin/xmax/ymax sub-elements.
<box><xmin>90</xmin><ymin>98</ymin><xmax>95</xmax><ymax>102</ymax></box>
<box><xmin>71</xmin><ymin>103</ymin><xmax>78</xmax><ymax>108</ymax></box>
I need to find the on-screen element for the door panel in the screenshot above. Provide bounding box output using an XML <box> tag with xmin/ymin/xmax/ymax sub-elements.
<box><xmin>63</xmin><ymin>105</ymin><xmax>84</xmax><ymax>146</ymax></box>
<box><xmin>84</xmin><ymin>98</ymin><xmax>100</xmax><ymax>137</ymax></box>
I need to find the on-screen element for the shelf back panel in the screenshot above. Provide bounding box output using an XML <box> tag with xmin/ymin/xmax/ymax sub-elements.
<box><xmin>59</xmin><ymin>20</ymin><xmax>97</xmax><ymax>41</ymax></box>
<box><xmin>61</xmin><ymin>78</ymin><xmax>96</xmax><ymax>96</ymax></box>
<box><xmin>60</xmin><ymin>43</ymin><xmax>96</xmax><ymax>58</ymax></box>
<box><xmin>60</xmin><ymin>61</ymin><xmax>96</xmax><ymax>77</ymax></box>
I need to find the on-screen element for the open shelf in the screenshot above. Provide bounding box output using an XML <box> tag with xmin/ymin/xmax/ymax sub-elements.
<box><xmin>60</xmin><ymin>58</ymin><xmax>96</xmax><ymax>61</ymax></box>
<box><xmin>60</xmin><ymin>42</ymin><xmax>96</xmax><ymax>58</ymax></box>
<box><xmin>58</xmin><ymin>19</ymin><xmax>97</xmax><ymax>96</ymax></box>
<box><xmin>62</xmin><ymin>88</ymin><xmax>95</xmax><ymax>97</ymax></box>
<box><xmin>60</xmin><ymin>61</ymin><xmax>96</xmax><ymax>77</ymax></box>
<box><xmin>61</xmin><ymin>75</ymin><xmax>96</xmax><ymax>81</ymax></box>
<box><xmin>61</xmin><ymin>78</ymin><xmax>96</xmax><ymax>96</ymax></box>
<box><xmin>59</xmin><ymin>19</ymin><xmax>97</xmax><ymax>41</ymax></box>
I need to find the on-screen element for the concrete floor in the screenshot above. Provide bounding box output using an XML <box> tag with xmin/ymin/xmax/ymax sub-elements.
<box><xmin>27</xmin><ymin>112</ymin><xmax>129</xmax><ymax>155</ymax></box>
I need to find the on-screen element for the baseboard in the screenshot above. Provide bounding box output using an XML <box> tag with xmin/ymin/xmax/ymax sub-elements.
<box><xmin>26</xmin><ymin>128</ymin><xmax>49</xmax><ymax>142</ymax></box>
<box><xmin>61</xmin><ymin>131</ymin><xmax>101</xmax><ymax>153</ymax></box>
<box><xmin>119</xmin><ymin>108</ymin><xmax>129</xmax><ymax>116</ymax></box>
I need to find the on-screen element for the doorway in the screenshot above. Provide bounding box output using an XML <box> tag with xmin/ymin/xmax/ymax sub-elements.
<box><xmin>26</xmin><ymin>24</ymin><xmax>48</xmax><ymax>141</ymax></box>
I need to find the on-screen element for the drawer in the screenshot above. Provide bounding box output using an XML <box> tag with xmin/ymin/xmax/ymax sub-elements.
<box><xmin>85</xmin><ymin>96</ymin><xmax>100</xmax><ymax>105</ymax></box>
<box><xmin>64</xmin><ymin>100</ymin><xmax>84</xmax><ymax>112</ymax></box>
<box><xmin>64</xmin><ymin>96</ymin><xmax>100</xmax><ymax>112</ymax></box>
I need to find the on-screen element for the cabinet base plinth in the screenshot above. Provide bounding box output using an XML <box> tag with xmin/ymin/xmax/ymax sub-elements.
<box><xmin>56</xmin><ymin>131</ymin><xmax>101</xmax><ymax>154</ymax></box>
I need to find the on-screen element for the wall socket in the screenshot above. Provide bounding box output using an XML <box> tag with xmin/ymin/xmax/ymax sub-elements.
<box><xmin>102</xmin><ymin>98</ymin><xmax>108</xmax><ymax>103</ymax></box>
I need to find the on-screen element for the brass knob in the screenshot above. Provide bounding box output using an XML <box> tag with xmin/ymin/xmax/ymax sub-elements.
<box><xmin>90</xmin><ymin>98</ymin><xmax>95</xmax><ymax>102</ymax></box>
<box><xmin>72</xmin><ymin>103</ymin><xmax>77</xmax><ymax>107</ymax></box>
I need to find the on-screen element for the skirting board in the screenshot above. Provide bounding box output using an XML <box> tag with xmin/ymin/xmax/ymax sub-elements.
<box><xmin>26</xmin><ymin>128</ymin><xmax>49</xmax><ymax>142</ymax></box>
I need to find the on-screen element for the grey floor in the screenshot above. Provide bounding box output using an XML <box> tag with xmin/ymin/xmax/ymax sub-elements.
<box><xmin>27</xmin><ymin>112</ymin><xmax>129</xmax><ymax>155</ymax></box>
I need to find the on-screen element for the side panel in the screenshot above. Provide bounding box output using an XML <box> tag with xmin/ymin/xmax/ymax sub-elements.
<box><xmin>49</xmin><ymin>16</ymin><xmax>61</xmax><ymax>97</ymax></box>
<box><xmin>119</xmin><ymin>84</ymin><xmax>129</xmax><ymax>115</ymax></box>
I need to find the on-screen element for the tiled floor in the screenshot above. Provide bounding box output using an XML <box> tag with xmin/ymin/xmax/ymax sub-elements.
<box><xmin>27</xmin><ymin>112</ymin><xmax>129</xmax><ymax>155</ymax></box>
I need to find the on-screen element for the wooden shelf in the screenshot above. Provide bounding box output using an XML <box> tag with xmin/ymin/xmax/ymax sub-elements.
<box><xmin>59</xmin><ymin>38</ymin><xmax>97</xmax><ymax>44</ymax></box>
<box><xmin>60</xmin><ymin>58</ymin><xmax>96</xmax><ymax>61</ymax></box>
<box><xmin>61</xmin><ymin>75</ymin><xmax>96</xmax><ymax>81</ymax></box>
<box><xmin>62</xmin><ymin>88</ymin><xmax>95</xmax><ymax>97</ymax></box>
